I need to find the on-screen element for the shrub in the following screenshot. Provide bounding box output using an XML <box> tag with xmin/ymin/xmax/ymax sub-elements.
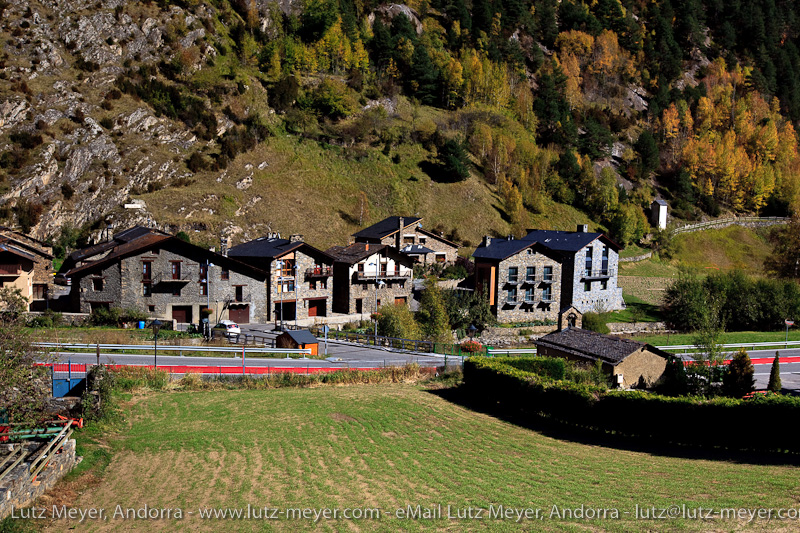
<box><xmin>722</xmin><ymin>348</ymin><xmax>755</xmax><ymax>398</ymax></box>
<box><xmin>581</xmin><ymin>312</ymin><xmax>610</xmax><ymax>334</ymax></box>
<box><xmin>460</xmin><ymin>339</ymin><xmax>483</xmax><ymax>353</ymax></box>
<box><xmin>27</xmin><ymin>309</ymin><xmax>63</xmax><ymax>328</ymax></box>
<box><xmin>90</xmin><ymin>307</ymin><xmax>147</xmax><ymax>327</ymax></box>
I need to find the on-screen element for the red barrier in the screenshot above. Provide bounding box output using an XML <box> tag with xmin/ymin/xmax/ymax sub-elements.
<box><xmin>682</xmin><ymin>355</ymin><xmax>800</xmax><ymax>366</ymax></box>
<box><xmin>38</xmin><ymin>363</ymin><xmax>379</xmax><ymax>375</ymax></box>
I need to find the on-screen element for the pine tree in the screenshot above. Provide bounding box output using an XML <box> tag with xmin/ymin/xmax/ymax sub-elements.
<box><xmin>767</xmin><ymin>352</ymin><xmax>782</xmax><ymax>392</ymax></box>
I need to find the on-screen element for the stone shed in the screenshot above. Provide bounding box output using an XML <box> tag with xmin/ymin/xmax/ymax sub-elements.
<box><xmin>534</xmin><ymin>327</ymin><xmax>669</xmax><ymax>389</ymax></box>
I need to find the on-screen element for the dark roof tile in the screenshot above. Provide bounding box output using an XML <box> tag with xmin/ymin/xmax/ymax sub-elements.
<box><xmin>534</xmin><ymin>328</ymin><xmax>665</xmax><ymax>366</ymax></box>
<box><xmin>352</xmin><ymin>216</ymin><xmax>421</xmax><ymax>240</ymax></box>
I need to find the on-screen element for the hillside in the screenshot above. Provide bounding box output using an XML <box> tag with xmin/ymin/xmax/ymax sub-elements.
<box><xmin>1</xmin><ymin>0</ymin><xmax>800</xmax><ymax>253</ymax></box>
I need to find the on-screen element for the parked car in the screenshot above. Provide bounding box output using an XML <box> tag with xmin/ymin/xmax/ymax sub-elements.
<box><xmin>213</xmin><ymin>320</ymin><xmax>241</xmax><ymax>339</ymax></box>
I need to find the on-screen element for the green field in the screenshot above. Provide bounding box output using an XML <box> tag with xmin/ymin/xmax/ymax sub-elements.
<box><xmin>33</xmin><ymin>384</ymin><xmax>800</xmax><ymax>532</ymax></box>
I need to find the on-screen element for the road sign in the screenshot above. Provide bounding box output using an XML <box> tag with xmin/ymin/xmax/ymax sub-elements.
<box><xmin>786</xmin><ymin>320</ymin><xmax>795</xmax><ymax>326</ymax></box>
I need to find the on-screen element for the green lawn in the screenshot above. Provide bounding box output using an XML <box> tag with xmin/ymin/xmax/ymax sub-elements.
<box><xmin>605</xmin><ymin>294</ymin><xmax>663</xmax><ymax>323</ymax></box>
<box><xmin>632</xmin><ymin>329</ymin><xmax>800</xmax><ymax>347</ymax></box>
<box><xmin>36</xmin><ymin>384</ymin><xmax>800</xmax><ymax>532</ymax></box>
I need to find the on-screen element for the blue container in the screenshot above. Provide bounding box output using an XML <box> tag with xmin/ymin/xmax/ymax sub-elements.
<box><xmin>138</xmin><ymin>320</ymin><xmax>146</xmax><ymax>329</ymax></box>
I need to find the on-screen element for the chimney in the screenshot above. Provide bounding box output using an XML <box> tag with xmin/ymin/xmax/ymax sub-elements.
<box><xmin>577</xmin><ymin>224</ymin><xmax>588</xmax><ymax>233</ymax></box>
<box><xmin>289</xmin><ymin>234</ymin><xmax>303</xmax><ymax>243</ymax></box>
<box><xmin>220</xmin><ymin>236</ymin><xmax>229</xmax><ymax>257</ymax></box>
<box><xmin>397</xmin><ymin>217</ymin><xmax>404</xmax><ymax>249</ymax></box>
<box><xmin>365</xmin><ymin>243</ymin><xmax>369</xmax><ymax>251</ymax></box>
<box><xmin>483</xmin><ymin>235</ymin><xmax>492</xmax><ymax>247</ymax></box>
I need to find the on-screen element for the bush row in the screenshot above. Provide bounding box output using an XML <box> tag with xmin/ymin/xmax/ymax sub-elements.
<box><xmin>464</xmin><ymin>357</ymin><xmax>800</xmax><ymax>452</ymax></box>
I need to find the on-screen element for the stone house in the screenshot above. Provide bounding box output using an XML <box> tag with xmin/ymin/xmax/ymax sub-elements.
<box><xmin>0</xmin><ymin>227</ymin><xmax>54</xmax><ymax>311</ymax></box>
<box><xmin>534</xmin><ymin>327</ymin><xmax>669</xmax><ymax>389</ymax></box>
<box><xmin>228</xmin><ymin>234</ymin><xmax>335</xmax><ymax>324</ymax></box>
<box><xmin>325</xmin><ymin>243</ymin><xmax>414</xmax><ymax>315</ymax></box>
<box><xmin>473</xmin><ymin>238</ymin><xmax>564</xmax><ymax>324</ymax></box>
<box><xmin>352</xmin><ymin>216</ymin><xmax>459</xmax><ymax>264</ymax></box>
<box><xmin>523</xmin><ymin>226</ymin><xmax>624</xmax><ymax>314</ymax></box>
<box><xmin>58</xmin><ymin>226</ymin><xmax>268</xmax><ymax>324</ymax></box>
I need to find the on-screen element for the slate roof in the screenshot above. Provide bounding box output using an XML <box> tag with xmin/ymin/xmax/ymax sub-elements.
<box><xmin>0</xmin><ymin>241</ymin><xmax>37</xmax><ymax>261</ymax></box>
<box><xmin>400</xmin><ymin>244</ymin><xmax>435</xmax><ymax>255</ymax></box>
<box><xmin>522</xmin><ymin>229</ymin><xmax>619</xmax><ymax>252</ymax></box>
<box><xmin>281</xmin><ymin>329</ymin><xmax>318</xmax><ymax>345</ymax></box>
<box><xmin>534</xmin><ymin>327</ymin><xmax>668</xmax><ymax>366</ymax></box>
<box><xmin>653</xmin><ymin>199</ymin><xmax>668</xmax><ymax>206</ymax></box>
<box><xmin>228</xmin><ymin>237</ymin><xmax>303</xmax><ymax>259</ymax></box>
<box><xmin>325</xmin><ymin>243</ymin><xmax>388</xmax><ymax>264</ymax></box>
<box><xmin>472</xmin><ymin>238</ymin><xmax>534</xmax><ymax>260</ymax></box>
<box><xmin>352</xmin><ymin>216</ymin><xmax>421</xmax><ymax>240</ymax></box>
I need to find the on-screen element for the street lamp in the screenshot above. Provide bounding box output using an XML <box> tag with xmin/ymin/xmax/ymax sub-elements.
<box><xmin>275</xmin><ymin>260</ymin><xmax>284</xmax><ymax>332</ymax></box>
<box><xmin>151</xmin><ymin>319</ymin><xmax>162</xmax><ymax>368</ymax></box>
<box><xmin>468</xmin><ymin>324</ymin><xmax>478</xmax><ymax>340</ymax></box>
<box><xmin>294</xmin><ymin>264</ymin><xmax>299</xmax><ymax>330</ymax></box>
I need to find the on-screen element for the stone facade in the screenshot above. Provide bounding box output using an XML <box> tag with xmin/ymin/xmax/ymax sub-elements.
<box><xmin>267</xmin><ymin>249</ymin><xmax>334</xmax><ymax>323</ymax></box>
<box><xmin>330</xmin><ymin>248</ymin><xmax>413</xmax><ymax>315</ymax></box>
<box><xmin>614</xmin><ymin>347</ymin><xmax>668</xmax><ymax>388</ymax></box>
<box><xmin>476</xmin><ymin>248</ymin><xmax>562</xmax><ymax>324</ymax></box>
<box><xmin>383</xmin><ymin>228</ymin><xmax>459</xmax><ymax>264</ymax></box>
<box><xmin>563</xmin><ymin>242</ymin><xmax>624</xmax><ymax>314</ymax></box>
<box><xmin>68</xmin><ymin>240</ymin><xmax>268</xmax><ymax>324</ymax></box>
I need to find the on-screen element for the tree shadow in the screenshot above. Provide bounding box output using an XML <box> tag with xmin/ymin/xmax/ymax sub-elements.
<box><xmin>424</xmin><ymin>386</ymin><xmax>800</xmax><ymax>466</ymax></box>
<box><xmin>337</xmin><ymin>210</ymin><xmax>359</xmax><ymax>225</ymax></box>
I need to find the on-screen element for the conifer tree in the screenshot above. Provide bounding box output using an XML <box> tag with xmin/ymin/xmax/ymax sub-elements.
<box><xmin>722</xmin><ymin>348</ymin><xmax>755</xmax><ymax>398</ymax></box>
<box><xmin>768</xmin><ymin>352</ymin><xmax>782</xmax><ymax>393</ymax></box>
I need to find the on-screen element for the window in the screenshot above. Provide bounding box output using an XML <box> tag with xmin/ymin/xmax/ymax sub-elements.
<box><xmin>526</xmin><ymin>266</ymin><xmax>535</xmax><ymax>281</ymax></box>
<box><xmin>92</xmin><ymin>278</ymin><xmax>103</xmax><ymax>291</ymax></box>
<box><xmin>584</xmin><ymin>281</ymin><xmax>591</xmax><ymax>292</ymax></box>
<box><xmin>601</xmin><ymin>280</ymin><xmax>608</xmax><ymax>290</ymax></box>
<box><xmin>235</xmin><ymin>286</ymin><xmax>244</xmax><ymax>302</ymax></box>
<box><xmin>148</xmin><ymin>305</ymin><xmax>155</xmax><ymax>312</ymax></box>
<box><xmin>543</xmin><ymin>265</ymin><xmax>553</xmax><ymax>281</ymax></box>
<box><xmin>142</xmin><ymin>282</ymin><xmax>152</xmax><ymax>297</ymax></box>
<box><xmin>435</xmin><ymin>254</ymin><xmax>446</xmax><ymax>263</ymax></box>
<box><xmin>280</xmin><ymin>260</ymin><xmax>295</xmax><ymax>277</ymax></box>
<box><xmin>542</xmin><ymin>285</ymin><xmax>552</xmax><ymax>302</ymax></box>
<box><xmin>508</xmin><ymin>267</ymin><xmax>518</xmax><ymax>283</ymax></box>
<box><xmin>356</xmin><ymin>299</ymin><xmax>363</xmax><ymax>314</ymax></box>
<box><xmin>403</xmin><ymin>236</ymin><xmax>415</xmax><ymax>244</ymax></box>
<box><xmin>525</xmin><ymin>287</ymin><xmax>535</xmax><ymax>302</ymax></box>
<box><xmin>33</xmin><ymin>284</ymin><xmax>47</xmax><ymax>299</ymax></box>
<box><xmin>279</xmin><ymin>279</ymin><xmax>294</xmax><ymax>293</ymax></box>
<box><xmin>142</xmin><ymin>261</ymin><xmax>152</xmax><ymax>280</ymax></box>
<box><xmin>200</xmin><ymin>282</ymin><xmax>208</xmax><ymax>296</ymax></box>
<box><xmin>171</xmin><ymin>262</ymin><xmax>181</xmax><ymax>280</ymax></box>
<box><xmin>602</xmin><ymin>245</ymin><xmax>609</xmax><ymax>275</ymax></box>
<box><xmin>419</xmin><ymin>236</ymin><xmax>427</xmax><ymax>245</ymax></box>
<box><xmin>585</xmin><ymin>248</ymin><xmax>593</xmax><ymax>276</ymax></box>
<box><xmin>309</xmin><ymin>280</ymin><xmax>317</xmax><ymax>290</ymax></box>
<box><xmin>320</xmin><ymin>278</ymin><xmax>327</xmax><ymax>289</ymax></box>
<box><xmin>507</xmin><ymin>288</ymin><xmax>517</xmax><ymax>303</ymax></box>
<box><xmin>220</xmin><ymin>268</ymin><xmax>229</xmax><ymax>281</ymax></box>
<box><xmin>199</xmin><ymin>264</ymin><xmax>207</xmax><ymax>281</ymax></box>
<box><xmin>172</xmin><ymin>286</ymin><xmax>181</xmax><ymax>297</ymax></box>
<box><xmin>357</xmin><ymin>263</ymin><xmax>364</xmax><ymax>273</ymax></box>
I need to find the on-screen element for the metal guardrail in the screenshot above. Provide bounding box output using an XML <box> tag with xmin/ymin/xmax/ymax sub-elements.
<box><xmin>655</xmin><ymin>340</ymin><xmax>800</xmax><ymax>354</ymax></box>
<box><xmin>487</xmin><ymin>348</ymin><xmax>537</xmax><ymax>355</ymax></box>
<box><xmin>33</xmin><ymin>342</ymin><xmax>310</xmax><ymax>355</ymax></box>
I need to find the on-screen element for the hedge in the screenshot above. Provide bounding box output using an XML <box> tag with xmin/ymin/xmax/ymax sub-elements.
<box><xmin>464</xmin><ymin>357</ymin><xmax>800</xmax><ymax>452</ymax></box>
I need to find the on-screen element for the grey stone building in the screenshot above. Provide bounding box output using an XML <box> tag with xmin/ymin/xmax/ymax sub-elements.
<box><xmin>58</xmin><ymin>227</ymin><xmax>268</xmax><ymax>324</ymax></box>
<box><xmin>523</xmin><ymin>226</ymin><xmax>624</xmax><ymax>314</ymax></box>
<box><xmin>472</xmin><ymin>225</ymin><xmax>624</xmax><ymax>323</ymax></box>
<box><xmin>228</xmin><ymin>234</ymin><xmax>335</xmax><ymax>324</ymax></box>
<box><xmin>473</xmin><ymin>238</ymin><xmax>563</xmax><ymax>323</ymax></box>
<box><xmin>325</xmin><ymin>243</ymin><xmax>414</xmax><ymax>315</ymax></box>
<box><xmin>535</xmin><ymin>327</ymin><xmax>669</xmax><ymax>389</ymax></box>
<box><xmin>352</xmin><ymin>216</ymin><xmax>459</xmax><ymax>264</ymax></box>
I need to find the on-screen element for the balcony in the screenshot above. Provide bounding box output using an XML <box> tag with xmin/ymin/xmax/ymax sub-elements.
<box><xmin>523</xmin><ymin>274</ymin><xmax>558</xmax><ymax>284</ymax></box>
<box><xmin>305</xmin><ymin>266</ymin><xmax>333</xmax><ymax>278</ymax></box>
<box><xmin>151</xmin><ymin>272</ymin><xmax>192</xmax><ymax>284</ymax></box>
<box><xmin>0</xmin><ymin>264</ymin><xmax>21</xmax><ymax>276</ymax></box>
<box><xmin>582</xmin><ymin>268</ymin><xmax>611</xmax><ymax>280</ymax></box>
<box><xmin>355</xmin><ymin>270</ymin><xmax>410</xmax><ymax>281</ymax></box>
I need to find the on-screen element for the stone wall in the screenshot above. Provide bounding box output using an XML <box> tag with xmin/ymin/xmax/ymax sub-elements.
<box><xmin>268</xmin><ymin>250</ymin><xmax>334</xmax><ymax>322</ymax></box>
<box><xmin>619</xmin><ymin>251</ymin><xmax>653</xmax><ymax>263</ymax></box>
<box><xmin>0</xmin><ymin>439</ymin><xmax>79</xmax><ymax>520</ymax></box>
<box><xmin>607</xmin><ymin>321</ymin><xmax>670</xmax><ymax>335</ymax></box>
<box><xmin>568</xmin><ymin>244</ymin><xmax>625</xmax><ymax>313</ymax></box>
<box><xmin>495</xmin><ymin>250</ymin><xmax>562</xmax><ymax>323</ymax></box>
<box><xmin>380</xmin><ymin>228</ymin><xmax>459</xmax><ymax>264</ymax></box>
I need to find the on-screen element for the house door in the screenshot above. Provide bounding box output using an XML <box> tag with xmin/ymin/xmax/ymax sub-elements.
<box><xmin>172</xmin><ymin>306</ymin><xmax>192</xmax><ymax>323</ymax></box>
<box><xmin>308</xmin><ymin>299</ymin><xmax>326</xmax><ymax>317</ymax></box>
<box><xmin>394</xmin><ymin>296</ymin><xmax>407</xmax><ymax>305</ymax></box>
<box><xmin>229</xmin><ymin>305</ymin><xmax>250</xmax><ymax>324</ymax></box>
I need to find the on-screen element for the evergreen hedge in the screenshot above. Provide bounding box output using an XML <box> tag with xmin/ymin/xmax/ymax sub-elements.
<box><xmin>464</xmin><ymin>357</ymin><xmax>800</xmax><ymax>452</ymax></box>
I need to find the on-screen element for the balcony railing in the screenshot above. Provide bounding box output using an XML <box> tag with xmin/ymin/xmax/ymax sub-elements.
<box><xmin>523</xmin><ymin>274</ymin><xmax>558</xmax><ymax>284</ymax></box>
<box><xmin>151</xmin><ymin>272</ymin><xmax>192</xmax><ymax>284</ymax></box>
<box><xmin>305</xmin><ymin>266</ymin><xmax>333</xmax><ymax>277</ymax></box>
<box><xmin>582</xmin><ymin>269</ymin><xmax>610</xmax><ymax>279</ymax></box>
<box><xmin>228</xmin><ymin>293</ymin><xmax>252</xmax><ymax>303</ymax></box>
<box><xmin>355</xmin><ymin>270</ymin><xmax>410</xmax><ymax>281</ymax></box>
<box><xmin>506</xmin><ymin>275</ymin><xmax>521</xmax><ymax>285</ymax></box>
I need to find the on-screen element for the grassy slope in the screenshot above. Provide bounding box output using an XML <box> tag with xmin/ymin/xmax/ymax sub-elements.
<box><xmin>45</xmin><ymin>385</ymin><xmax>800</xmax><ymax>532</ymax></box>
<box><xmin>631</xmin><ymin>329</ymin><xmax>800</xmax><ymax>346</ymax></box>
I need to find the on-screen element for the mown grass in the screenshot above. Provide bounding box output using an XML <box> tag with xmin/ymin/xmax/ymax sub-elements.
<box><xmin>670</xmin><ymin>225</ymin><xmax>772</xmax><ymax>274</ymax></box>
<box><xmin>42</xmin><ymin>384</ymin><xmax>800</xmax><ymax>532</ymax></box>
<box><xmin>632</xmin><ymin>329</ymin><xmax>800</xmax><ymax>347</ymax></box>
<box><xmin>604</xmin><ymin>294</ymin><xmax>662</xmax><ymax>323</ymax></box>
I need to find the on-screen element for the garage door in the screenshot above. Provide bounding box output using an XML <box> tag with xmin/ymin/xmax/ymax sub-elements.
<box><xmin>308</xmin><ymin>299</ymin><xmax>326</xmax><ymax>317</ymax></box>
<box><xmin>172</xmin><ymin>306</ymin><xmax>192</xmax><ymax>323</ymax></box>
<box><xmin>394</xmin><ymin>296</ymin><xmax>407</xmax><ymax>305</ymax></box>
<box><xmin>229</xmin><ymin>305</ymin><xmax>250</xmax><ymax>324</ymax></box>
